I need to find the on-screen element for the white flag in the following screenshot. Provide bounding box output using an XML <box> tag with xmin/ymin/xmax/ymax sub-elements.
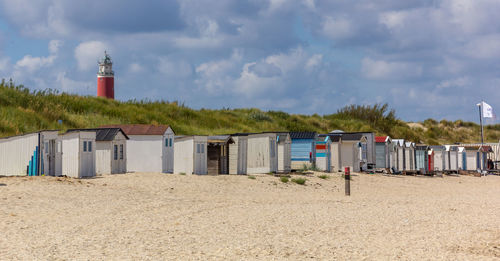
<box><xmin>482</xmin><ymin>101</ymin><xmax>494</xmax><ymax>118</ymax></box>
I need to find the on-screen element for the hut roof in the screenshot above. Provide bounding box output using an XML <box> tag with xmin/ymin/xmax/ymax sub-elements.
<box><xmin>67</xmin><ymin>128</ymin><xmax>129</xmax><ymax>141</ymax></box>
<box><xmin>289</xmin><ymin>132</ymin><xmax>317</xmax><ymax>139</ymax></box>
<box><xmin>99</xmin><ymin>124</ymin><xmax>171</xmax><ymax>136</ymax></box>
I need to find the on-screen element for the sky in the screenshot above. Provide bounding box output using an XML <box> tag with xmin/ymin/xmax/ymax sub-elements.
<box><xmin>0</xmin><ymin>0</ymin><xmax>499</xmax><ymax>122</ymax></box>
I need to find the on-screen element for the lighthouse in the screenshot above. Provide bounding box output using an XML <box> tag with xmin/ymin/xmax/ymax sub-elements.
<box><xmin>97</xmin><ymin>51</ymin><xmax>114</xmax><ymax>99</ymax></box>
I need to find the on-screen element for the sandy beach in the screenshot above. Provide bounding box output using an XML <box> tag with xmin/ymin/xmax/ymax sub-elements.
<box><xmin>1</xmin><ymin>172</ymin><xmax>500</xmax><ymax>260</ymax></box>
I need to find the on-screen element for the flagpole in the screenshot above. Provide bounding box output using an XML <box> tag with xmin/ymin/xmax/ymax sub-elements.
<box><xmin>479</xmin><ymin>101</ymin><xmax>484</xmax><ymax>174</ymax></box>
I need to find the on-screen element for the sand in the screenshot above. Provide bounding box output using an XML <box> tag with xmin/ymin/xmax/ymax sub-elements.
<box><xmin>1</xmin><ymin>172</ymin><xmax>500</xmax><ymax>260</ymax></box>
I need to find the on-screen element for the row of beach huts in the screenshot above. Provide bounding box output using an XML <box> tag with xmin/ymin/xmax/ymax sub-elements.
<box><xmin>0</xmin><ymin>124</ymin><xmax>497</xmax><ymax>178</ymax></box>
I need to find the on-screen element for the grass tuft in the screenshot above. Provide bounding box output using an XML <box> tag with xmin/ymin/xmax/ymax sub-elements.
<box><xmin>318</xmin><ymin>174</ymin><xmax>329</xmax><ymax>179</ymax></box>
<box><xmin>291</xmin><ymin>177</ymin><xmax>306</xmax><ymax>185</ymax></box>
<box><xmin>248</xmin><ymin>175</ymin><xmax>256</xmax><ymax>180</ymax></box>
<box><xmin>280</xmin><ymin>176</ymin><xmax>289</xmax><ymax>183</ymax></box>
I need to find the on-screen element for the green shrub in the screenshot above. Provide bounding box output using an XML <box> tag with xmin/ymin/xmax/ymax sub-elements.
<box><xmin>318</xmin><ymin>174</ymin><xmax>329</xmax><ymax>179</ymax></box>
<box><xmin>280</xmin><ymin>176</ymin><xmax>289</xmax><ymax>183</ymax></box>
<box><xmin>248</xmin><ymin>175</ymin><xmax>256</xmax><ymax>180</ymax></box>
<box><xmin>179</xmin><ymin>172</ymin><xmax>186</xmax><ymax>175</ymax></box>
<box><xmin>291</xmin><ymin>178</ymin><xmax>306</xmax><ymax>185</ymax></box>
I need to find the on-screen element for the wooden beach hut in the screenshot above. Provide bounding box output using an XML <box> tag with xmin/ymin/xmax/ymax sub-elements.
<box><xmin>315</xmin><ymin>136</ymin><xmax>331</xmax><ymax>172</ymax></box>
<box><xmin>60</xmin><ymin>130</ymin><xmax>96</xmax><ymax>178</ymax></box>
<box><xmin>276</xmin><ymin>132</ymin><xmax>292</xmax><ymax>174</ymax></box>
<box><xmin>318</xmin><ymin>134</ymin><xmax>342</xmax><ymax>172</ymax></box>
<box><xmin>375</xmin><ymin>136</ymin><xmax>392</xmax><ymax>171</ymax></box>
<box><xmin>68</xmin><ymin>128</ymin><xmax>128</xmax><ymax>175</ymax></box>
<box><xmin>246</xmin><ymin>133</ymin><xmax>278</xmax><ymax>174</ymax></box>
<box><xmin>0</xmin><ymin>130</ymin><xmax>59</xmax><ymax>176</ymax></box>
<box><xmin>290</xmin><ymin>132</ymin><xmax>317</xmax><ymax>170</ymax></box>
<box><xmin>392</xmin><ymin>139</ymin><xmax>406</xmax><ymax>171</ymax></box>
<box><xmin>429</xmin><ymin>146</ymin><xmax>446</xmax><ymax>171</ymax></box>
<box><xmin>457</xmin><ymin>147</ymin><xmax>465</xmax><ymax>170</ymax></box>
<box><xmin>415</xmin><ymin>145</ymin><xmax>429</xmax><ymax>173</ymax></box>
<box><xmin>100</xmin><ymin>124</ymin><xmax>175</xmax><ymax>173</ymax></box>
<box><xmin>174</xmin><ymin>136</ymin><xmax>207</xmax><ymax>175</ymax></box>
<box><xmin>405</xmin><ymin>142</ymin><xmax>415</xmax><ymax>171</ymax></box>
<box><xmin>228</xmin><ymin>134</ymin><xmax>248</xmax><ymax>175</ymax></box>
<box><xmin>444</xmin><ymin>145</ymin><xmax>459</xmax><ymax>172</ymax></box>
<box><xmin>335</xmin><ymin>133</ymin><xmax>369</xmax><ymax>172</ymax></box>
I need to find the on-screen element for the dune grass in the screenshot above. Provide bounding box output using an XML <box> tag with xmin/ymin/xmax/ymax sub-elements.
<box><xmin>0</xmin><ymin>79</ymin><xmax>497</xmax><ymax>144</ymax></box>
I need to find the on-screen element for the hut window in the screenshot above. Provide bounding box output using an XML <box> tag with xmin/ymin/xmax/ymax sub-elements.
<box><xmin>88</xmin><ymin>141</ymin><xmax>92</xmax><ymax>152</ymax></box>
<box><xmin>45</xmin><ymin>142</ymin><xmax>49</xmax><ymax>153</ymax></box>
<box><xmin>196</xmin><ymin>144</ymin><xmax>200</xmax><ymax>153</ymax></box>
<box><xmin>165</xmin><ymin>138</ymin><xmax>168</xmax><ymax>147</ymax></box>
<box><xmin>57</xmin><ymin>142</ymin><xmax>61</xmax><ymax>153</ymax></box>
<box><xmin>169</xmin><ymin>138</ymin><xmax>173</xmax><ymax>147</ymax></box>
<box><xmin>114</xmin><ymin>145</ymin><xmax>118</xmax><ymax>160</ymax></box>
<box><xmin>201</xmin><ymin>144</ymin><xmax>204</xmax><ymax>153</ymax></box>
<box><xmin>120</xmin><ymin>144</ymin><xmax>124</xmax><ymax>159</ymax></box>
<box><xmin>270</xmin><ymin>140</ymin><xmax>275</xmax><ymax>157</ymax></box>
<box><xmin>83</xmin><ymin>141</ymin><xmax>87</xmax><ymax>152</ymax></box>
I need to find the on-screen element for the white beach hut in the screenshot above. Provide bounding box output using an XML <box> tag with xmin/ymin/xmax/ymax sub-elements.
<box><xmin>0</xmin><ymin>130</ymin><xmax>59</xmax><ymax>176</ymax></box>
<box><xmin>69</xmin><ymin>128</ymin><xmax>128</xmax><ymax>175</ymax></box>
<box><xmin>276</xmin><ymin>133</ymin><xmax>292</xmax><ymax>174</ymax></box>
<box><xmin>100</xmin><ymin>124</ymin><xmax>175</xmax><ymax>173</ymax></box>
<box><xmin>229</xmin><ymin>134</ymin><xmax>248</xmax><ymax>175</ymax></box>
<box><xmin>60</xmin><ymin>130</ymin><xmax>96</xmax><ymax>178</ymax></box>
<box><xmin>392</xmin><ymin>139</ymin><xmax>406</xmax><ymax>171</ymax></box>
<box><xmin>405</xmin><ymin>142</ymin><xmax>415</xmax><ymax>171</ymax></box>
<box><xmin>246</xmin><ymin>133</ymin><xmax>278</xmax><ymax>174</ymax></box>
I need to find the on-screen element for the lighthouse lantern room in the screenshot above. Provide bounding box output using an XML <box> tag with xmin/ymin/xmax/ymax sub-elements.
<box><xmin>97</xmin><ymin>51</ymin><xmax>115</xmax><ymax>99</ymax></box>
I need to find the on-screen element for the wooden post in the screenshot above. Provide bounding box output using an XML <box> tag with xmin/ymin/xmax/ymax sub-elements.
<box><xmin>345</xmin><ymin>167</ymin><xmax>350</xmax><ymax>196</ymax></box>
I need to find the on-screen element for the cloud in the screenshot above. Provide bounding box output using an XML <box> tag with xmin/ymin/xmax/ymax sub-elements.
<box><xmin>74</xmin><ymin>41</ymin><xmax>109</xmax><ymax>71</ymax></box>
<box><xmin>14</xmin><ymin>40</ymin><xmax>60</xmax><ymax>73</ymax></box>
<box><xmin>361</xmin><ymin>57</ymin><xmax>422</xmax><ymax>80</ymax></box>
<box><xmin>436</xmin><ymin>77</ymin><xmax>469</xmax><ymax>89</ymax></box>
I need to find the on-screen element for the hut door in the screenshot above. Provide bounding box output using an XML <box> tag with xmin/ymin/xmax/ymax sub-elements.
<box><xmin>237</xmin><ymin>139</ymin><xmax>247</xmax><ymax>175</ymax></box>
<box><xmin>162</xmin><ymin>135</ymin><xmax>174</xmax><ymax>173</ymax></box>
<box><xmin>194</xmin><ymin>142</ymin><xmax>206</xmax><ymax>175</ymax></box>
<box><xmin>81</xmin><ymin>140</ymin><xmax>95</xmax><ymax>177</ymax></box>
<box><xmin>48</xmin><ymin>140</ymin><xmax>56</xmax><ymax>176</ymax></box>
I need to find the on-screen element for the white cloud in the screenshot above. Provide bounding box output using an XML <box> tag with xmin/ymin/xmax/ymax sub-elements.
<box><xmin>56</xmin><ymin>72</ymin><xmax>92</xmax><ymax>93</ymax></box>
<box><xmin>14</xmin><ymin>40</ymin><xmax>60</xmax><ymax>73</ymax></box>
<box><xmin>361</xmin><ymin>57</ymin><xmax>422</xmax><ymax>80</ymax></box>
<box><xmin>128</xmin><ymin>63</ymin><xmax>144</xmax><ymax>73</ymax></box>
<box><xmin>74</xmin><ymin>41</ymin><xmax>109</xmax><ymax>71</ymax></box>
<box><xmin>49</xmin><ymin>40</ymin><xmax>63</xmax><ymax>54</ymax></box>
<box><xmin>321</xmin><ymin>16</ymin><xmax>353</xmax><ymax>40</ymax></box>
<box><xmin>158</xmin><ymin>57</ymin><xmax>192</xmax><ymax>79</ymax></box>
<box><xmin>436</xmin><ymin>77</ymin><xmax>469</xmax><ymax>89</ymax></box>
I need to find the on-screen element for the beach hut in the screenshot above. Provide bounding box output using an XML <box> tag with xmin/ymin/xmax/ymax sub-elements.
<box><xmin>405</xmin><ymin>142</ymin><xmax>415</xmax><ymax>171</ymax></box>
<box><xmin>457</xmin><ymin>147</ymin><xmax>465</xmax><ymax>170</ymax></box>
<box><xmin>444</xmin><ymin>145</ymin><xmax>459</xmax><ymax>172</ymax></box>
<box><xmin>276</xmin><ymin>133</ymin><xmax>292</xmax><ymax>173</ymax></box>
<box><xmin>392</xmin><ymin>139</ymin><xmax>406</xmax><ymax>171</ymax></box>
<box><xmin>68</xmin><ymin>128</ymin><xmax>128</xmax><ymax>175</ymax></box>
<box><xmin>375</xmin><ymin>136</ymin><xmax>392</xmax><ymax>170</ymax></box>
<box><xmin>318</xmin><ymin>134</ymin><xmax>343</xmax><ymax>172</ymax></box>
<box><xmin>174</xmin><ymin>135</ymin><xmax>233</xmax><ymax>175</ymax></box>
<box><xmin>228</xmin><ymin>134</ymin><xmax>248</xmax><ymax>175</ymax></box>
<box><xmin>290</xmin><ymin>132</ymin><xmax>317</xmax><ymax>170</ymax></box>
<box><xmin>428</xmin><ymin>149</ymin><xmax>435</xmax><ymax>172</ymax></box>
<box><xmin>315</xmin><ymin>136</ymin><xmax>331</xmax><ymax>172</ymax></box>
<box><xmin>415</xmin><ymin>145</ymin><xmax>429</xmax><ymax>173</ymax></box>
<box><xmin>0</xmin><ymin>130</ymin><xmax>59</xmax><ymax>176</ymax></box>
<box><xmin>246</xmin><ymin>133</ymin><xmax>278</xmax><ymax>174</ymax></box>
<box><xmin>60</xmin><ymin>130</ymin><xmax>96</xmax><ymax>178</ymax></box>
<box><xmin>333</xmin><ymin>133</ymin><xmax>369</xmax><ymax>172</ymax></box>
<box><xmin>100</xmin><ymin>124</ymin><xmax>175</xmax><ymax>173</ymax></box>
<box><xmin>429</xmin><ymin>146</ymin><xmax>446</xmax><ymax>171</ymax></box>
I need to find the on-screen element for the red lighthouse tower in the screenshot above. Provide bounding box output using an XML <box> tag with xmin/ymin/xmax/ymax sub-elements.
<box><xmin>97</xmin><ymin>51</ymin><xmax>114</xmax><ymax>99</ymax></box>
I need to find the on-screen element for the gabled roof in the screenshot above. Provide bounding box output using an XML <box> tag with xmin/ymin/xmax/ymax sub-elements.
<box><xmin>67</xmin><ymin>128</ymin><xmax>129</xmax><ymax>141</ymax></box>
<box><xmin>392</xmin><ymin>139</ymin><xmax>405</xmax><ymax>147</ymax></box>
<box><xmin>339</xmin><ymin>133</ymin><xmax>364</xmax><ymax>141</ymax></box>
<box><xmin>375</xmin><ymin>136</ymin><xmax>390</xmax><ymax>143</ymax></box>
<box><xmin>289</xmin><ymin>132</ymin><xmax>317</xmax><ymax>139</ymax></box>
<box><xmin>99</xmin><ymin>124</ymin><xmax>171</xmax><ymax>136</ymax></box>
<box><xmin>318</xmin><ymin>134</ymin><xmax>341</xmax><ymax>142</ymax></box>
